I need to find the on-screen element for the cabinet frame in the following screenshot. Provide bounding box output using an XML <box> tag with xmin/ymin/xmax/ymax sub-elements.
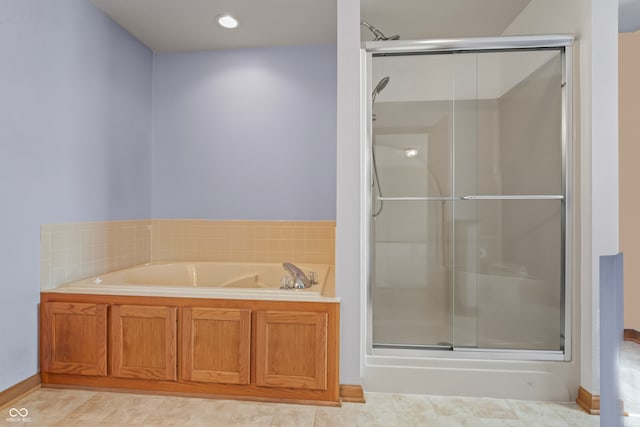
<box><xmin>110</xmin><ymin>304</ymin><xmax>178</xmax><ymax>381</ymax></box>
<box><xmin>255</xmin><ymin>310</ymin><xmax>328</xmax><ymax>390</ymax></box>
<box><xmin>40</xmin><ymin>302</ymin><xmax>108</xmax><ymax>376</ymax></box>
<box><xmin>181</xmin><ymin>307</ymin><xmax>251</xmax><ymax>385</ymax></box>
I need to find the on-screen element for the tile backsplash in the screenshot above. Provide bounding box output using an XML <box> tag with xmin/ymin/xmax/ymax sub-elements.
<box><xmin>151</xmin><ymin>220</ymin><xmax>335</xmax><ymax>265</ymax></box>
<box><xmin>40</xmin><ymin>220</ymin><xmax>151</xmax><ymax>290</ymax></box>
<box><xmin>40</xmin><ymin>219</ymin><xmax>335</xmax><ymax>290</ymax></box>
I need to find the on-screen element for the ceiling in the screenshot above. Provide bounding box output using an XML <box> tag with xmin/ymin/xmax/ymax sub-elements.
<box><xmin>360</xmin><ymin>0</ymin><xmax>532</xmax><ymax>41</ymax></box>
<box><xmin>91</xmin><ymin>0</ymin><xmax>640</xmax><ymax>53</ymax></box>
<box><xmin>90</xmin><ymin>0</ymin><xmax>337</xmax><ymax>52</ymax></box>
<box><xmin>90</xmin><ymin>0</ymin><xmax>534</xmax><ymax>53</ymax></box>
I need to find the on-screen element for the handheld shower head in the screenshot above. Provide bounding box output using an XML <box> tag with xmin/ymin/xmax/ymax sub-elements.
<box><xmin>370</xmin><ymin>76</ymin><xmax>390</xmax><ymax>217</ymax></box>
<box><xmin>372</xmin><ymin>76</ymin><xmax>390</xmax><ymax>104</ymax></box>
<box><xmin>360</xmin><ymin>21</ymin><xmax>400</xmax><ymax>41</ymax></box>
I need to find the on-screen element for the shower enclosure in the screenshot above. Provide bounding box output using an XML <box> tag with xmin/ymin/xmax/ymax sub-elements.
<box><xmin>364</xmin><ymin>35</ymin><xmax>573</xmax><ymax>360</ymax></box>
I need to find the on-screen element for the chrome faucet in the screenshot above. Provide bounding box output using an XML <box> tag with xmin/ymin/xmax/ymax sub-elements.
<box><xmin>282</xmin><ymin>262</ymin><xmax>311</xmax><ymax>289</ymax></box>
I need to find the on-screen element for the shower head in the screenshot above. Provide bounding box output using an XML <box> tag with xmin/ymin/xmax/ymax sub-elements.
<box><xmin>360</xmin><ymin>21</ymin><xmax>400</xmax><ymax>41</ymax></box>
<box><xmin>372</xmin><ymin>76</ymin><xmax>390</xmax><ymax>104</ymax></box>
<box><xmin>385</xmin><ymin>34</ymin><xmax>400</xmax><ymax>41</ymax></box>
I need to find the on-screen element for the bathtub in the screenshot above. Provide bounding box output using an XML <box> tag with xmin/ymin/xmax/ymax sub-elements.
<box><xmin>41</xmin><ymin>262</ymin><xmax>341</xmax><ymax>404</ymax></box>
<box><xmin>49</xmin><ymin>262</ymin><xmax>337</xmax><ymax>302</ymax></box>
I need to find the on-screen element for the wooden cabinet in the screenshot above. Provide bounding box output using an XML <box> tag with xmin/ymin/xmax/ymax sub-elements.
<box><xmin>181</xmin><ymin>307</ymin><xmax>251</xmax><ymax>385</ymax></box>
<box><xmin>110</xmin><ymin>305</ymin><xmax>177</xmax><ymax>380</ymax></box>
<box><xmin>255</xmin><ymin>310</ymin><xmax>328</xmax><ymax>390</ymax></box>
<box><xmin>40</xmin><ymin>294</ymin><xmax>339</xmax><ymax>405</ymax></box>
<box><xmin>41</xmin><ymin>302</ymin><xmax>107</xmax><ymax>376</ymax></box>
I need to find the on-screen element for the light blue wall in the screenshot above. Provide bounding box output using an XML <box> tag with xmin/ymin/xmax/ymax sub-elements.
<box><xmin>0</xmin><ymin>0</ymin><xmax>152</xmax><ymax>390</ymax></box>
<box><xmin>151</xmin><ymin>45</ymin><xmax>337</xmax><ymax>220</ymax></box>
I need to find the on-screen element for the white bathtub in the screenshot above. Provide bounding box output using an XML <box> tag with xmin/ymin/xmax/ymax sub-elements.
<box><xmin>49</xmin><ymin>262</ymin><xmax>337</xmax><ymax>302</ymax></box>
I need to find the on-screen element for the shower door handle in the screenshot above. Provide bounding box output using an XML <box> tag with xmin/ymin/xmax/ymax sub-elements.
<box><xmin>376</xmin><ymin>196</ymin><xmax>454</xmax><ymax>201</ymax></box>
<box><xmin>458</xmin><ymin>195</ymin><xmax>564</xmax><ymax>200</ymax></box>
<box><xmin>377</xmin><ymin>195</ymin><xmax>564</xmax><ymax>201</ymax></box>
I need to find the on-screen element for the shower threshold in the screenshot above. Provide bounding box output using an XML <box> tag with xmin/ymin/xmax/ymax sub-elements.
<box><xmin>373</xmin><ymin>343</ymin><xmax>453</xmax><ymax>351</ymax></box>
<box><xmin>369</xmin><ymin>342</ymin><xmax>565</xmax><ymax>361</ymax></box>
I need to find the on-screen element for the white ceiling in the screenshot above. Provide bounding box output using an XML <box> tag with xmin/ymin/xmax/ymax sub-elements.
<box><xmin>90</xmin><ymin>0</ymin><xmax>640</xmax><ymax>53</ymax></box>
<box><xmin>90</xmin><ymin>0</ymin><xmax>536</xmax><ymax>53</ymax></box>
<box><xmin>360</xmin><ymin>0</ymin><xmax>532</xmax><ymax>41</ymax></box>
<box><xmin>90</xmin><ymin>0</ymin><xmax>337</xmax><ymax>52</ymax></box>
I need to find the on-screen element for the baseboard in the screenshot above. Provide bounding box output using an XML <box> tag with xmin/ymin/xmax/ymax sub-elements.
<box><xmin>576</xmin><ymin>386</ymin><xmax>600</xmax><ymax>415</ymax></box>
<box><xmin>624</xmin><ymin>329</ymin><xmax>640</xmax><ymax>344</ymax></box>
<box><xmin>340</xmin><ymin>384</ymin><xmax>365</xmax><ymax>403</ymax></box>
<box><xmin>0</xmin><ymin>373</ymin><xmax>41</xmax><ymax>410</ymax></box>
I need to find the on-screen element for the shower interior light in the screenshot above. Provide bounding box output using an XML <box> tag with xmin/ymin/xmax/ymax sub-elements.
<box><xmin>404</xmin><ymin>148</ymin><xmax>419</xmax><ymax>158</ymax></box>
<box><xmin>217</xmin><ymin>14</ymin><xmax>239</xmax><ymax>29</ymax></box>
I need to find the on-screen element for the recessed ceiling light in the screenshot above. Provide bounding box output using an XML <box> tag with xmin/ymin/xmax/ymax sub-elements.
<box><xmin>216</xmin><ymin>14</ymin><xmax>239</xmax><ymax>29</ymax></box>
<box><xmin>404</xmin><ymin>148</ymin><xmax>419</xmax><ymax>158</ymax></box>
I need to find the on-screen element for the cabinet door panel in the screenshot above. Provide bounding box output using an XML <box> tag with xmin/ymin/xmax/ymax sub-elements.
<box><xmin>255</xmin><ymin>310</ymin><xmax>328</xmax><ymax>390</ymax></box>
<box><xmin>41</xmin><ymin>302</ymin><xmax>107</xmax><ymax>376</ymax></box>
<box><xmin>110</xmin><ymin>305</ymin><xmax>177</xmax><ymax>380</ymax></box>
<box><xmin>181</xmin><ymin>307</ymin><xmax>251</xmax><ymax>384</ymax></box>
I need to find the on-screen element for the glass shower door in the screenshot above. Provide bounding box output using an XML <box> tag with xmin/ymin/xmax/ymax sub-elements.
<box><xmin>371</xmin><ymin>53</ymin><xmax>455</xmax><ymax>348</ymax></box>
<box><xmin>370</xmin><ymin>47</ymin><xmax>566</xmax><ymax>353</ymax></box>
<box><xmin>452</xmin><ymin>49</ymin><xmax>565</xmax><ymax>351</ymax></box>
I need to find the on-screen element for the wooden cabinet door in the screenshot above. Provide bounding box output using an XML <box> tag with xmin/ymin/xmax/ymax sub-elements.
<box><xmin>110</xmin><ymin>305</ymin><xmax>177</xmax><ymax>380</ymax></box>
<box><xmin>41</xmin><ymin>302</ymin><xmax>108</xmax><ymax>376</ymax></box>
<box><xmin>181</xmin><ymin>307</ymin><xmax>251</xmax><ymax>384</ymax></box>
<box><xmin>255</xmin><ymin>310</ymin><xmax>328</xmax><ymax>390</ymax></box>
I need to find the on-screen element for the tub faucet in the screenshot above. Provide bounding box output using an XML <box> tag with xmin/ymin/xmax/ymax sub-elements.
<box><xmin>282</xmin><ymin>262</ymin><xmax>311</xmax><ymax>289</ymax></box>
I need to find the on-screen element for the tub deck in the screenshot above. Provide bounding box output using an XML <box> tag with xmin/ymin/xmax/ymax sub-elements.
<box><xmin>47</xmin><ymin>262</ymin><xmax>337</xmax><ymax>302</ymax></box>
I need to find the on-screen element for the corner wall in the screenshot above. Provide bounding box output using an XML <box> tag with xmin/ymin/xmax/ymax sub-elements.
<box><xmin>0</xmin><ymin>0</ymin><xmax>152</xmax><ymax>391</ymax></box>
<box><xmin>619</xmin><ymin>30</ymin><xmax>640</xmax><ymax>332</ymax></box>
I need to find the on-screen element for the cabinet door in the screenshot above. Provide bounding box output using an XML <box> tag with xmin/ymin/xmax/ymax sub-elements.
<box><xmin>41</xmin><ymin>302</ymin><xmax>108</xmax><ymax>376</ymax></box>
<box><xmin>255</xmin><ymin>310</ymin><xmax>328</xmax><ymax>390</ymax></box>
<box><xmin>181</xmin><ymin>307</ymin><xmax>251</xmax><ymax>385</ymax></box>
<box><xmin>110</xmin><ymin>305</ymin><xmax>177</xmax><ymax>380</ymax></box>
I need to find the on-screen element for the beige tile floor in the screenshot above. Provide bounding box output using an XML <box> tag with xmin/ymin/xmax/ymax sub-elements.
<box><xmin>621</xmin><ymin>341</ymin><xmax>640</xmax><ymax>418</ymax></box>
<box><xmin>0</xmin><ymin>388</ymin><xmax>599</xmax><ymax>427</ymax></box>
<box><xmin>1</xmin><ymin>341</ymin><xmax>637</xmax><ymax>427</ymax></box>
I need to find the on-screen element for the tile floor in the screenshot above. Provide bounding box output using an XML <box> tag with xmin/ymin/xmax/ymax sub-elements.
<box><xmin>0</xmin><ymin>388</ymin><xmax>600</xmax><ymax>427</ymax></box>
<box><xmin>621</xmin><ymin>340</ymin><xmax>640</xmax><ymax>422</ymax></box>
<box><xmin>0</xmin><ymin>341</ymin><xmax>637</xmax><ymax>427</ymax></box>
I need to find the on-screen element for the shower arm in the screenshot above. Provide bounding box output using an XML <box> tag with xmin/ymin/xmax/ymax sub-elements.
<box><xmin>360</xmin><ymin>21</ymin><xmax>400</xmax><ymax>41</ymax></box>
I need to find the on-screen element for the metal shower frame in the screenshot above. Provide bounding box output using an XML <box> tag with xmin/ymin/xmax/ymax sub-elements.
<box><xmin>360</xmin><ymin>34</ymin><xmax>574</xmax><ymax>362</ymax></box>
